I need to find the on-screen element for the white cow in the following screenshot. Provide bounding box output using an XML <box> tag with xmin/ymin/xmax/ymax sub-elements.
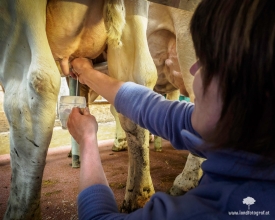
<box><xmin>0</xmin><ymin>1</ymin><xmax>60</xmax><ymax>219</ymax></box>
<box><xmin>147</xmin><ymin>2</ymin><xmax>205</xmax><ymax>196</ymax></box>
<box><xmin>112</xmin><ymin>1</ymin><xmax>204</xmax><ymax>195</ymax></box>
<box><xmin>0</xmin><ymin>0</ymin><xmax>157</xmax><ymax>218</ymax></box>
<box><xmin>111</xmin><ymin>1</ymin><xmax>197</xmax><ymax>151</ymax></box>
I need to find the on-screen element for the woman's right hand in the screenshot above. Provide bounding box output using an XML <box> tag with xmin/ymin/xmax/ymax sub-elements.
<box><xmin>70</xmin><ymin>58</ymin><xmax>94</xmax><ymax>84</ymax></box>
<box><xmin>69</xmin><ymin>57</ymin><xmax>124</xmax><ymax>106</ymax></box>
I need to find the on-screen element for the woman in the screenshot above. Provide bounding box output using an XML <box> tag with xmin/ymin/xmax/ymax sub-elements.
<box><xmin>67</xmin><ymin>0</ymin><xmax>275</xmax><ymax>219</ymax></box>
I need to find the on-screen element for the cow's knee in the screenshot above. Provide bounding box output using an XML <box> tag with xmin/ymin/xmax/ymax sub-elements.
<box><xmin>118</xmin><ymin>114</ymin><xmax>138</xmax><ymax>134</ymax></box>
<box><xmin>28</xmin><ymin>68</ymin><xmax>60</xmax><ymax>98</ymax></box>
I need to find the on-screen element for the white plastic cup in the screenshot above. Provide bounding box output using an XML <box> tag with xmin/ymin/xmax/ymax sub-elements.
<box><xmin>58</xmin><ymin>96</ymin><xmax>86</xmax><ymax>129</ymax></box>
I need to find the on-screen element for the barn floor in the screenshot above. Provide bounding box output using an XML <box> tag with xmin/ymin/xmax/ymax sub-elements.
<box><xmin>0</xmin><ymin>139</ymin><xmax>189</xmax><ymax>220</ymax></box>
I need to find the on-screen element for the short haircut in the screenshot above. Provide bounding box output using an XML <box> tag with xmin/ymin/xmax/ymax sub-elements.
<box><xmin>190</xmin><ymin>0</ymin><xmax>275</xmax><ymax>161</ymax></box>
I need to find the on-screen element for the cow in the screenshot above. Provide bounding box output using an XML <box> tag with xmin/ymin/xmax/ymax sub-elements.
<box><xmin>111</xmin><ymin>1</ymin><xmax>204</xmax><ymax>196</ymax></box>
<box><xmin>111</xmin><ymin>1</ymin><xmax>197</xmax><ymax>151</ymax></box>
<box><xmin>147</xmin><ymin>2</ymin><xmax>205</xmax><ymax>196</ymax></box>
<box><xmin>0</xmin><ymin>1</ymin><xmax>61</xmax><ymax>219</ymax></box>
<box><xmin>0</xmin><ymin>0</ymin><xmax>157</xmax><ymax>218</ymax></box>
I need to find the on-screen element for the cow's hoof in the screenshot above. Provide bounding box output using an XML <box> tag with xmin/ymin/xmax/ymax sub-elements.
<box><xmin>72</xmin><ymin>155</ymin><xmax>80</xmax><ymax>168</ymax></box>
<box><xmin>112</xmin><ymin>138</ymin><xmax>127</xmax><ymax>152</ymax></box>
<box><xmin>154</xmin><ymin>148</ymin><xmax>162</xmax><ymax>152</ymax></box>
<box><xmin>72</xmin><ymin>161</ymin><xmax>80</xmax><ymax>168</ymax></box>
<box><xmin>169</xmin><ymin>185</ymin><xmax>187</xmax><ymax>196</ymax></box>
<box><xmin>112</xmin><ymin>145</ymin><xmax>127</xmax><ymax>152</ymax></box>
<box><xmin>154</xmin><ymin>136</ymin><xmax>162</xmax><ymax>152</ymax></box>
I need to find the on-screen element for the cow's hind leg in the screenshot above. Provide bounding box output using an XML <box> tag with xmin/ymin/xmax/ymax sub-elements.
<box><xmin>153</xmin><ymin>90</ymin><xmax>180</xmax><ymax>152</ymax></box>
<box><xmin>169</xmin><ymin>153</ymin><xmax>205</xmax><ymax>195</ymax></box>
<box><xmin>106</xmin><ymin>0</ymin><xmax>157</xmax><ymax>212</ymax></box>
<box><xmin>3</xmin><ymin>67</ymin><xmax>60</xmax><ymax>219</ymax></box>
<box><xmin>110</xmin><ymin>106</ymin><xmax>127</xmax><ymax>152</ymax></box>
<box><xmin>118</xmin><ymin>114</ymin><xmax>155</xmax><ymax>213</ymax></box>
<box><xmin>0</xmin><ymin>1</ymin><xmax>60</xmax><ymax>219</ymax></box>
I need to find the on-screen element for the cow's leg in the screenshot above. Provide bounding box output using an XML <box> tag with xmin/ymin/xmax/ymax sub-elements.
<box><xmin>3</xmin><ymin>66</ymin><xmax>59</xmax><ymax>218</ymax></box>
<box><xmin>173</xmin><ymin>10</ymin><xmax>196</xmax><ymax>102</ymax></box>
<box><xmin>153</xmin><ymin>136</ymin><xmax>162</xmax><ymax>152</ymax></box>
<box><xmin>111</xmin><ymin>105</ymin><xmax>156</xmax><ymax>153</ymax></box>
<box><xmin>169</xmin><ymin>153</ymin><xmax>205</xmax><ymax>195</ymax></box>
<box><xmin>166</xmin><ymin>10</ymin><xmax>205</xmax><ymax>194</ymax></box>
<box><xmin>153</xmin><ymin>90</ymin><xmax>180</xmax><ymax>152</ymax></box>
<box><xmin>3</xmin><ymin>75</ymin><xmax>59</xmax><ymax>219</ymax></box>
<box><xmin>118</xmin><ymin>114</ymin><xmax>154</xmax><ymax>212</ymax></box>
<box><xmin>107</xmin><ymin>0</ymin><xmax>157</xmax><ymax>212</ymax></box>
<box><xmin>0</xmin><ymin>1</ymin><xmax>60</xmax><ymax>219</ymax></box>
<box><xmin>110</xmin><ymin>106</ymin><xmax>127</xmax><ymax>151</ymax></box>
<box><xmin>166</xmin><ymin>90</ymin><xmax>180</xmax><ymax>101</ymax></box>
<box><xmin>156</xmin><ymin>89</ymin><xmax>180</xmax><ymax>150</ymax></box>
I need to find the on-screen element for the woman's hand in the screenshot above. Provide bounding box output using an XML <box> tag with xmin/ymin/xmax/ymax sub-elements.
<box><xmin>67</xmin><ymin>107</ymin><xmax>98</xmax><ymax>146</ymax></box>
<box><xmin>69</xmin><ymin>57</ymin><xmax>124</xmax><ymax>106</ymax></box>
<box><xmin>68</xmin><ymin>106</ymin><xmax>109</xmax><ymax>191</ymax></box>
<box><xmin>69</xmin><ymin>58</ymin><xmax>94</xmax><ymax>84</ymax></box>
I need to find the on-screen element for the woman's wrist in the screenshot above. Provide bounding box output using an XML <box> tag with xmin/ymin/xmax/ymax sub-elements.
<box><xmin>78</xmin><ymin>134</ymin><xmax>108</xmax><ymax>191</ymax></box>
<box><xmin>79</xmin><ymin>135</ymin><xmax>98</xmax><ymax>154</ymax></box>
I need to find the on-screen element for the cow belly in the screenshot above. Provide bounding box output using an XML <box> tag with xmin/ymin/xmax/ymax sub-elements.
<box><xmin>46</xmin><ymin>0</ymin><xmax>108</xmax><ymax>62</ymax></box>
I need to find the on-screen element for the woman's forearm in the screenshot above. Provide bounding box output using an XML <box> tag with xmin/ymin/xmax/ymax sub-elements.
<box><xmin>82</xmin><ymin>68</ymin><xmax>124</xmax><ymax>106</ymax></box>
<box><xmin>79</xmin><ymin>135</ymin><xmax>108</xmax><ymax>192</ymax></box>
<box><xmin>70</xmin><ymin>58</ymin><xmax>124</xmax><ymax>106</ymax></box>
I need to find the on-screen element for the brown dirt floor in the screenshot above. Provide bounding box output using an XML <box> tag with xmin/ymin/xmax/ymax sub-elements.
<box><xmin>0</xmin><ymin>139</ymin><xmax>189</xmax><ymax>220</ymax></box>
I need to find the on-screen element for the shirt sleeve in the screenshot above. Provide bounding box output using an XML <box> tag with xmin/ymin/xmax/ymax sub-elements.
<box><xmin>77</xmin><ymin>184</ymin><xmax>224</xmax><ymax>220</ymax></box>
<box><xmin>78</xmin><ymin>184</ymin><xmax>127</xmax><ymax>220</ymax></box>
<box><xmin>114</xmin><ymin>82</ymin><xmax>201</xmax><ymax>150</ymax></box>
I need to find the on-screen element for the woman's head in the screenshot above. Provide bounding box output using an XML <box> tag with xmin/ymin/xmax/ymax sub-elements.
<box><xmin>190</xmin><ymin>0</ymin><xmax>275</xmax><ymax>157</ymax></box>
<box><xmin>190</xmin><ymin>61</ymin><xmax>222</xmax><ymax>141</ymax></box>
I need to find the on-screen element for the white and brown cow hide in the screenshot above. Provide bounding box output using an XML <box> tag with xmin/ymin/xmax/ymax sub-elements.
<box><xmin>0</xmin><ymin>0</ymin><xmax>157</xmax><ymax>219</ymax></box>
<box><xmin>147</xmin><ymin>2</ymin><xmax>205</xmax><ymax>196</ymax></box>
<box><xmin>111</xmin><ymin>1</ymin><xmax>204</xmax><ymax>196</ymax></box>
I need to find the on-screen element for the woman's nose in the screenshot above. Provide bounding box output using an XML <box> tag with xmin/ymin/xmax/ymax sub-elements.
<box><xmin>190</xmin><ymin>60</ymin><xmax>201</xmax><ymax>76</ymax></box>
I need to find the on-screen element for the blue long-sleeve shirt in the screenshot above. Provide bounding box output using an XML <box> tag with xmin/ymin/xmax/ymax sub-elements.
<box><xmin>78</xmin><ymin>82</ymin><xmax>275</xmax><ymax>219</ymax></box>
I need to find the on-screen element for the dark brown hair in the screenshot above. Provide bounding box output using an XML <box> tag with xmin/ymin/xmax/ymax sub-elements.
<box><xmin>190</xmin><ymin>0</ymin><xmax>275</xmax><ymax>160</ymax></box>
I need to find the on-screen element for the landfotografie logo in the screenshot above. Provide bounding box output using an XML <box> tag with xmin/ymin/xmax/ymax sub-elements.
<box><xmin>228</xmin><ymin>196</ymin><xmax>270</xmax><ymax>216</ymax></box>
<box><xmin>243</xmin><ymin>197</ymin><xmax>256</xmax><ymax>210</ymax></box>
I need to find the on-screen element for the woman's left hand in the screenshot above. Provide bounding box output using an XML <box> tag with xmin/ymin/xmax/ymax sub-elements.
<box><xmin>67</xmin><ymin>107</ymin><xmax>98</xmax><ymax>146</ymax></box>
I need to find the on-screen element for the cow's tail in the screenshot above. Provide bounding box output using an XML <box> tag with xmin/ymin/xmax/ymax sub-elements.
<box><xmin>103</xmin><ymin>0</ymin><xmax>126</xmax><ymax>48</ymax></box>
